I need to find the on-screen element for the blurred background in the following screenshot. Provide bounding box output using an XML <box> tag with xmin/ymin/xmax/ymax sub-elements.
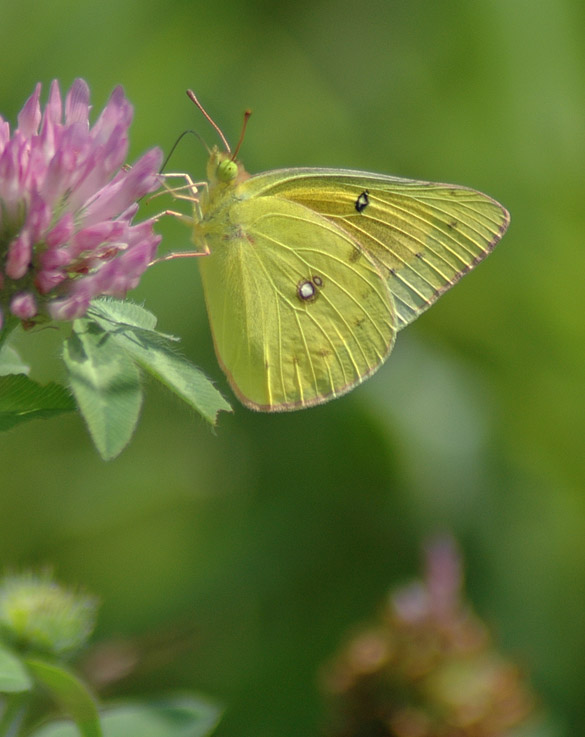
<box><xmin>1</xmin><ymin>0</ymin><xmax>584</xmax><ymax>734</ymax></box>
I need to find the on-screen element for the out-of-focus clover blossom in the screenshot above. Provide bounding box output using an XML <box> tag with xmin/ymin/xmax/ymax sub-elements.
<box><xmin>322</xmin><ymin>538</ymin><xmax>538</xmax><ymax>737</ymax></box>
<box><xmin>0</xmin><ymin>79</ymin><xmax>162</xmax><ymax>330</ymax></box>
<box><xmin>0</xmin><ymin>571</ymin><xmax>97</xmax><ymax>656</ymax></box>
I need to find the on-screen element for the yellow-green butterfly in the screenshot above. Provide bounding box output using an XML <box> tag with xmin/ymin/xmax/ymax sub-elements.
<box><xmin>165</xmin><ymin>92</ymin><xmax>509</xmax><ymax>412</ymax></box>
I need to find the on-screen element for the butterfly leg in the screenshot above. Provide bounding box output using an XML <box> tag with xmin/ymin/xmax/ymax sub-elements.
<box><xmin>154</xmin><ymin>208</ymin><xmax>195</xmax><ymax>226</ymax></box>
<box><xmin>150</xmin><ymin>234</ymin><xmax>210</xmax><ymax>264</ymax></box>
<box><xmin>148</xmin><ymin>173</ymin><xmax>211</xmax><ymax>263</ymax></box>
<box><xmin>150</xmin><ymin>206</ymin><xmax>210</xmax><ymax>264</ymax></box>
<box><xmin>154</xmin><ymin>172</ymin><xmax>207</xmax><ymax>204</ymax></box>
<box><xmin>150</xmin><ymin>173</ymin><xmax>206</xmax><ymax>221</ymax></box>
<box><xmin>151</xmin><ymin>247</ymin><xmax>210</xmax><ymax>264</ymax></box>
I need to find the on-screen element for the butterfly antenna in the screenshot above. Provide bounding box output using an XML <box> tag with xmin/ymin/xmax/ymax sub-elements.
<box><xmin>160</xmin><ymin>129</ymin><xmax>210</xmax><ymax>173</ymax></box>
<box><xmin>231</xmin><ymin>109</ymin><xmax>252</xmax><ymax>161</ymax></box>
<box><xmin>186</xmin><ymin>90</ymin><xmax>231</xmax><ymax>153</ymax></box>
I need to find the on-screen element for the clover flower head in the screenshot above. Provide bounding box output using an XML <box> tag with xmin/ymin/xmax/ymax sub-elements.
<box><xmin>0</xmin><ymin>571</ymin><xmax>97</xmax><ymax>656</ymax></box>
<box><xmin>322</xmin><ymin>538</ymin><xmax>538</xmax><ymax>737</ymax></box>
<box><xmin>0</xmin><ymin>79</ymin><xmax>163</xmax><ymax>329</ymax></box>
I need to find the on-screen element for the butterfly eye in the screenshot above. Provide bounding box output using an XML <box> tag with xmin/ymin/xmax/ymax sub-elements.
<box><xmin>217</xmin><ymin>159</ymin><xmax>238</xmax><ymax>182</ymax></box>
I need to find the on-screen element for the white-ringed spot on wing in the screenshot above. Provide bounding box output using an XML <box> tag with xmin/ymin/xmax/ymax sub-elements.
<box><xmin>355</xmin><ymin>190</ymin><xmax>370</xmax><ymax>213</ymax></box>
<box><xmin>298</xmin><ymin>281</ymin><xmax>316</xmax><ymax>301</ymax></box>
<box><xmin>297</xmin><ymin>274</ymin><xmax>324</xmax><ymax>303</ymax></box>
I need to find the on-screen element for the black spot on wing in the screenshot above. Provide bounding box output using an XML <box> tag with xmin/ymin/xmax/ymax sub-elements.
<box><xmin>355</xmin><ymin>190</ymin><xmax>370</xmax><ymax>213</ymax></box>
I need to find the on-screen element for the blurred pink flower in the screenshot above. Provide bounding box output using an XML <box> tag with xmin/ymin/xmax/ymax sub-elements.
<box><xmin>322</xmin><ymin>537</ymin><xmax>539</xmax><ymax>737</ymax></box>
<box><xmin>0</xmin><ymin>79</ymin><xmax>162</xmax><ymax>329</ymax></box>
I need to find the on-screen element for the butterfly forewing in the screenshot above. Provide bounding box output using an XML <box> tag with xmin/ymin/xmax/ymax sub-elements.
<box><xmin>198</xmin><ymin>195</ymin><xmax>396</xmax><ymax>411</ymax></box>
<box><xmin>241</xmin><ymin>169</ymin><xmax>510</xmax><ymax>328</ymax></box>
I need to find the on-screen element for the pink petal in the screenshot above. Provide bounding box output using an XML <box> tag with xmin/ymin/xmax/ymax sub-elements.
<box><xmin>26</xmin><ymin>193</ymin><xmax>52</xmax><ymax>242</ymax></box>
<box><xmin>46</xmin><ymin>213</ymin><xmax>74</xmax><ymax>248</ymax></box>
<box><xmin>10</xmin><ymin>292</ymin><xmax>37</xmax><ymax>319</ymax></box>
<box><xmin>82</xmin><ymin>147</ymin><xmax>162</xmax><ymax>225</ymax></box>
<box><xmin>70</xmin><ymin>221</ymin><xmax>126</xmax><ymax>256</ymax></box>
<box><xmin>39</xmin><ymin>246</ymin><xmax>71</xmax><ymax>270</ymax></box>
<box><xmin>17</xmin><ymin>83</ymin><xmax>41</xmax><ymax>137</ymax></box>
<box><xmin>0</xmin><ymin>118</ymin><xmax>11</xmax><ymax>152</ymax></box>
<box><xmin>65</xmin><ymin>78</ymin><xmax>90</xmax><ymax>125</ymax></box>
<box><xmin>91</xmin><ymin>85</ymin><xmax>132</xmax><ymax>145</ymax></box>
<box><xmin>38</xmin><ymin>80</ymin><xmax>63</xmax><ymax>160</ymax></box>
<box><xmin>48</xmin><ymin>292</ymin><xmax>91</xmax><ymax>321</ymax></box>
<box><xmin>45</xmin><ymin>80</ymin><xmax>63</xmax><ymax>124</ymax></box>
<box><xmin>5</xmin><ymin>233</ymin><xmax>32</xmax><ymax>280</ymax></box>
<box><xmin>35</xmin><ymin>269</ymin><xmax>67</xmax><ymax>294</ymax></box>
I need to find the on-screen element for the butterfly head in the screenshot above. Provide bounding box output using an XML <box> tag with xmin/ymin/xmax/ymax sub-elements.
<box><xmin>207</xmin><ymin>147</ymin><xmax>249</xmax><ymax>189</ymax></box>
<box><xmin>185</xmin><ymin>92</ymin><xmax>252</xmax><ymax>192</ymax></box>
<box><xmin>217</xmin><ymin>157</ymin><xmax>238</xmax><ymax>182</ymax></box>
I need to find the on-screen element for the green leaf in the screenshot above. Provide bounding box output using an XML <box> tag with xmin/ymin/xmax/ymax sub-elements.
<box><xmin>115</xmin><ymin>329</ymin><xmax>231</xmax><ymax>425</ymax></box>
<box><xmin>25</xmin><ymin>659</ymin><xmax>102</xmax><ymax>737</ymax></box>
<box><xmin>0</xmin><ymin>374</ymin><xmax>75</xmax><ymax>431</ymax></box>
<box><xmin>28</xmin><ymin>695</ymin><xmax>221</xmax><ymax>737</ymax></box>
<box><xmin>89</xmin><ymin>299</ymin><xmax>232</xmax><ymax>425</ymax></box>
<box><xmin>63</xmin><ymin>321</ymin><xmax>142</xmax><ymax>460</ymax></box>
<box><xmin>0</xmin><ymin>645</ymin><xmax>33</xmax><ymax>693</ymax></box>
<box><xmin>89</xmin><ymin>297</ymin><xmax>159</xmax><ymax>332</ymax></box>
<box><xmin>0</xmin><ymin>343</ymin><xmax>30</xmax><ymax>376</ymax></box>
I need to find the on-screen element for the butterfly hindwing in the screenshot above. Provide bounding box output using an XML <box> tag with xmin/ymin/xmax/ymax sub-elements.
<box><xmin>198</xmin><ymin>194</ymin><xmax>396</xmax><ymax>411</ymax></box>
<box><xmin>238</xmin><ymin>169</ymin><xmax>510</xmax><ymax>328</ymax></box>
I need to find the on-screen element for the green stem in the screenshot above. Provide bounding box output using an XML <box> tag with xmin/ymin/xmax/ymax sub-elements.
<box><xmin>0</xmin><ymin>692</ymin><xmax>30</xmax><ymax>737</ymax></box>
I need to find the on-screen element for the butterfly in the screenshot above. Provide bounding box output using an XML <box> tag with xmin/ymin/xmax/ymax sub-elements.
<box><xmin>163</xmin><ymin>92</ymin><xmax>509</xmax><ymax>412</ymax></box>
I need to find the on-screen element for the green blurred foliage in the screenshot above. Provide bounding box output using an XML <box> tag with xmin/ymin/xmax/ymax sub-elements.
<box><xmin>1</xmin><ymin>0</ymin><xmax>584</xmax><ymax>734</ymax></box>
